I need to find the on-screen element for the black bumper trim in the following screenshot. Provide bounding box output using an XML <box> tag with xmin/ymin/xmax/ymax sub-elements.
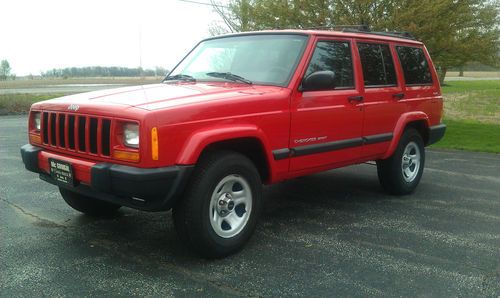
<box><xmin>90</xmin><ymin>163</ymin><xmax>193</xmax><ymax>210</ymax></box>
<box><xmin>20</xmin><ymin>144</ymin><xmax>194</xmax><ymax>211</ymax></box>
<box><xmin>428</xmin><ymin>124</ymin><xmax>446</xmax><ymax>145</ymax></box>
<box><xmin>20</xmin><ymin>144</ymin><xmax>42</xmax><ymax>173</ymax></box>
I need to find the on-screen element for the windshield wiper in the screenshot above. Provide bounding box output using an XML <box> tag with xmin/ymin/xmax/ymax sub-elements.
<box><xmin>163</xmin><ymin>74</ymin><xmax>196</xmax><ymax>83</ymax></box>
<box><xmin>205</xmin><ymin>72</ymin><xmax>252</xmax><ymax>85</ymax></box>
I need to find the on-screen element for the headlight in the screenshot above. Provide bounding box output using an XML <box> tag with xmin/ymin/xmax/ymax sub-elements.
<box><xmin>123</xmin><ymin>123</ymin><xmax>139</xmax><ymax>148</ymax></box>
<box><xmin>33</xmin><ymin>112</ymin><xmax>41</xmax><ymax>131</ymax></box>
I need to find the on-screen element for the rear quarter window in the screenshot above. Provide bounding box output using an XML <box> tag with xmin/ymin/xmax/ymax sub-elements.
<box><xmin>396</xmin><ymin>46</ymin><xmax>433</xmax><ymax>85</ymax></box>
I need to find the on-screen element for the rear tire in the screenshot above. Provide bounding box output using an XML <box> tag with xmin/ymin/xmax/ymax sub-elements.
<box><xmin>59</xmin><ymin>188</ymin><xmax>121</xmax><ymax>216</ymax></box>
<box><xmin>377</xmin><ymin>128</ymin><xmax>425</xmax><ymax>195</ymax></box>
<box><xmin>173</xmin><ymin>151</ymin><xmax>262</xmax><ymax>258</ymax></box>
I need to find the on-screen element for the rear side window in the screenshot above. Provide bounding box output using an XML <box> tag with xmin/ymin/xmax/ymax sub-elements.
<box><xmin>305</xmin><ymin>41</ymin><xmax>354</xmax><ymax>89</ymax></box>
<box><xmin>396</xmin><ymin>46</ymin><xmax>433</xmax><ymax>85</ymax></box>
<box><xmin>357</xmin><ymin>43</ymin><xmax>397</xmax><ymax>87</ymax></box>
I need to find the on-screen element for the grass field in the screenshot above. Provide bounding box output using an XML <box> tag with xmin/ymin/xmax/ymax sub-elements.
<box><xmin>432</xmin><ymin>119</ymin><xmax>500</xmax><ymax>153</ymax></box>
<box><xmin>446</xmin><ymin>71</ymin><xmax>500</xmax><ymax>78</ymax></box>
<box><xmin>434</xmin><ymin>80</ymin><xmax>500</xmax><ymax>153</ymax></box>
<box><xmin>0</xmin><ymin>77</ymin><xmax>160</xmax><ymax>89</ymax></box>
<box><xmin>0</xmin><ymin>93</ymin><xmax>70</xmax><ymax>115</ymax></box>
<box><xmin>441</xmin><ymin>80</ymin><xmax>500</xmax><ymax>124</ymax></box>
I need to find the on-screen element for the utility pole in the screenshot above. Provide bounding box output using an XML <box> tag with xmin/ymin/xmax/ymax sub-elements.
<box><xmin>139</xmin><ymin>24</ymin><xmax>144</xmax><ymax>79</ymax></box>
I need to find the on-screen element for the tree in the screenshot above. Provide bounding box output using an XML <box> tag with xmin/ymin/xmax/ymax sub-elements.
<box><xmin>212</xmin><ymin>0</ymin><xmax>500</xmax><ymax>83</ymax></box>
<box><xmin>0</xmin><ymin>60</ymin><xmax>11</xmax><ymax>81</ymax></box>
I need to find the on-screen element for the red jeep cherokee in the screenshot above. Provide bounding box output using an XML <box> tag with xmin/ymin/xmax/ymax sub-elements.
<box><xmin>21</xmin><ymin>29</ymin><xmax>446</xmax><ymax>258</ymax></box>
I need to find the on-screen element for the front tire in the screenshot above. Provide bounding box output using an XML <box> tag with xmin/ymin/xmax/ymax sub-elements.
<box><xmin>59</xmin><ymin>188</ymin><xmax>121</xmax><ymax>216</ymax></box>
<box><xmin>377</xmin><ymin>128</ymin><xmax>425</xmax><ymax>195</ymax></box>
<box><xmin>173</xmin><ymin>151</ymin><xmax>262</xmax><ymax>258</ymax></box>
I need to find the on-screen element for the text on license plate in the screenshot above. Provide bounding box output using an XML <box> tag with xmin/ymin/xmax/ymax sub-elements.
<box><xmin>49</xmin><ymin>158</ymin><xmax>74</xmax><ymax>185</ymax></box>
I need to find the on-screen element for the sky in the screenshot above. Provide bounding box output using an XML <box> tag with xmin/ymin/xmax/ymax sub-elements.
<box><xmin>0</xmin><ymin>0</ymin><xmax>229</xmax><ymax>75</ymax></box>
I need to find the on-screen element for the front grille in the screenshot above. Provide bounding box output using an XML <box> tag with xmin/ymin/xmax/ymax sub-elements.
<box><xmin>41</xmin><ymin>112</ymin><xmax>112</xmax><ymax>157</ymax></box>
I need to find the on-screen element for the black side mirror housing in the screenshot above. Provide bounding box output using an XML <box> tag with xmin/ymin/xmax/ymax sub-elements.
<box><xmin>300</xmin><ymin>71</ymin><xmax>336</xmax><ymax>91</ymax></box>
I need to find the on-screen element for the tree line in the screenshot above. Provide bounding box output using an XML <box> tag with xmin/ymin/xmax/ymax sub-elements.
<box><xmin>0</xmin><ymin>61</ymin><xmax>170</xmax><ymax>80</ymax></box>
<box><xmin>41</xmin><ymin>66</ymin><xmax>169</xmax><ymax>78</ymax></box>
<box><xmin>210</xmin><ymin>0</ymin><xmax>500</xmax><ymax>83</ymax></box>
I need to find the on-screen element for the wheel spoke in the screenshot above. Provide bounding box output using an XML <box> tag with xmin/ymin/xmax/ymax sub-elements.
<box><xmin>212</xmin><ymin>206</ymin><xmax>217</xmax><ymax>221</ymax></box>
<box><xmin>216</xmin><ymin>214</ymin><xmax>224</xmax><ymax>228</ymax></box>
<box><xmin>224</xmin><ymin>213</ymin><xmax>241</xmax><ymax>229</ymax></box>
<box><xmin>220</xmin><ymin>181</ymin><xmax>234</xmax><ymax>194</ymax></box>
<box><xmin>404</xmin><ymin>167</ymin><xmax>413</xmax><ymax>177</ymax></box>
<box><xmin>232</xmin><ymin>190</ymin><xmax>247</xmax><ymax>204</ymax></box>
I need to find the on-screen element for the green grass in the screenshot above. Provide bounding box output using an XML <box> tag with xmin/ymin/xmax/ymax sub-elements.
<box><xmin>0</xmin><ymin>93</ymin><xmax>68</xmax><ymax>115</ymax></box>
<box><xmin>432</xmin><ymin>119</ymin><xmax>500</xmax><ymax>153</ymax></box>
<box><xmin>437</xmin><ymin>80</ymin><xmax>500</xmax><ymax>154</ymax></box>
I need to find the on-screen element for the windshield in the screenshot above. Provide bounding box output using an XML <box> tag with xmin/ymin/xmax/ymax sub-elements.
<box><xmin>168</xmin><ymin>34</ymin><xmax>308</xmax><ymax>87</ymax></box>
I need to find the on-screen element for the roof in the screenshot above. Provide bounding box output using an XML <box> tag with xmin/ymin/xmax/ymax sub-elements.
<box><xmin>207</xmin><ymin>29</ymin><xmax>423</xmax><ymax>45</ymax></box>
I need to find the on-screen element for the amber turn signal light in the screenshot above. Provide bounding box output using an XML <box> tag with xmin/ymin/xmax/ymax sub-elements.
<box><xmin>29</xmin><ymin>134</ymin><xmax>42</xmax><ymax>144</ymax></box>
<box><xmin>113</xmin><ymin>150</ymin><xmax>140</xmax><ymax>162</ymax></box>
<box><xmin>151</xmin><ymin>127</ymin><xmax>159</xmax><ymax>160</ymax></box>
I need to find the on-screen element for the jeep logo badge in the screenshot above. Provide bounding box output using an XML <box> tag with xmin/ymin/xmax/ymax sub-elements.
<box><xmin>67</xmin><ymin>104</ymin><xmax>79</xmax><ymax>111</ymax></box>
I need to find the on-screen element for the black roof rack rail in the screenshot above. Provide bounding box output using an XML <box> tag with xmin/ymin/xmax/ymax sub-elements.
<box><xmin>290</xmin><ymin>25</ymin><xmax>417</xmax><ymax>41</ymax></box>
<box><xmin>341</xmin><ymin>28</ymin><xmax>417</xmax><ymax>40</ymax></box>
<box><xmin>299</xmin><ymin>25</ymin><xmax>370</xmax><ymax>31</ymax></box>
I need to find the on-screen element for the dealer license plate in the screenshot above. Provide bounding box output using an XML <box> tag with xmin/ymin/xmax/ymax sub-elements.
<box><xmin>49</xmin><ymin>158</ymin><xmax>74</xmax><ymax>186</ymax></box>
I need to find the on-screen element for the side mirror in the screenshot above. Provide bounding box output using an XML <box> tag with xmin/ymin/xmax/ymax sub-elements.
<box><xmin>300</xmin><ymin>71</ymin><xmax>335</xmax><ymax>91</ymax></box>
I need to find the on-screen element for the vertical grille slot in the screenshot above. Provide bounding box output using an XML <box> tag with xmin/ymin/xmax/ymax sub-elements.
<box><xmin>68</xmin><ymin>115</ymin><xmax>75</xmax><ymax>149</ymax></box>
<box><xmin>42</xmin><ymin>112</ymin><xmax>49</xmax><ymax>144</ymax></box>
<box><xmin>89</xmin><ymin>118</ymin><xmax>98</xmax><ymax>154</ymax></box>
<box><xmin>58</xmin><ymin>114</ymin><xmax>66</xmax><ymax>148</ymax></box>
<box><xmin>50</xmin><ymin>113</ymin><xmax>57</xmax><ymax>146</ymax></box>
<box><xmin>101</xmin><ymin>119</ymin><xmax>111</xmax><ymax>156</ymax></box>
<box><xmin>78</xmin><ymin>116</ymin><xmax>86</xmax><ymax>151</ymax></box>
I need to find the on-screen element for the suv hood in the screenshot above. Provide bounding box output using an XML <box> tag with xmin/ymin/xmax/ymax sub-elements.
<box><xmin>37</xmin><ymin>83</ymin><xmax>284</xmax><ymax>111</ymax></box>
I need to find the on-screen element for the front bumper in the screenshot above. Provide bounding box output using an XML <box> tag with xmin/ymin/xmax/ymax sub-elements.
<box><xmin>20</xmin><ymin>144</ymin><xmax>193</xmax><ymax>211</ymax></box>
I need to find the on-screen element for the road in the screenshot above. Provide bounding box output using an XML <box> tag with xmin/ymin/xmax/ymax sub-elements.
<box><xmin>1</xmin><ymin>115</ymin><xmax>499</xmax><ymax>297</ymax></box>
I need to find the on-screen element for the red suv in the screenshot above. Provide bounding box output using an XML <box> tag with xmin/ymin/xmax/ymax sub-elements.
<box><xmin>21</xmin><ymin>29</ymin><xmax>446</xmax><ymax>258</ymax></box>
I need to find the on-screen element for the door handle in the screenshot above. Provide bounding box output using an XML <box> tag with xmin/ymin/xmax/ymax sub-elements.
<box><xmin>393</xmin><ymin>93</ymin><xmax>405</xmax><ymax>100</ymax></box>
<box><xmin>348</xmin><ymin>96</ymin><xmax>364</xmax><ymax>103</ymax></box>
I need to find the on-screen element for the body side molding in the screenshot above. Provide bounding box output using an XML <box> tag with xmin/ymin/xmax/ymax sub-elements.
<box><xmin>272</xmin><ymin>132</ymin><xmax>394</xmax><ymax>160</ymax></box>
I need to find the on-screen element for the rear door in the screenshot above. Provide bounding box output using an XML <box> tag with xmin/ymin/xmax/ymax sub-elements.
<box><xmin>289</xmin><ymin>37</ymin><xmax>364</xmax><ymax>172</ymax></box>
<box><xmin>356</xmin><ymin>41</ymin><xmax>405</xmax><ymax>159</ymax></box>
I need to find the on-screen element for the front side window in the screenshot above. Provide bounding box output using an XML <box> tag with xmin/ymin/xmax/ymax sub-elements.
<box><xmin>168</xmin><ymin>34</ymin><xmax>308</xmax><ymax>86</ymax></box>
<box><xmin>304</xmin><ymin>40</ymin><xmax>354</xmax><ymax>89</ymax></box>
<box><xmin>358</xmin><ymin>43</ymin><xmax>397</xmax><ymax>87</ymax></box>
<box><xmin>396</xmin><ymin>46</ymin><xmax>433</xmax><ymax>85</ymax></box>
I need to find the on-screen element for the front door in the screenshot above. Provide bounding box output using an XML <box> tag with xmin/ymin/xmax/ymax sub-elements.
<box><xmin>289</xmin><ymin>37</ymin><xmax>364</xmax><ymax>172</ymax></box>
